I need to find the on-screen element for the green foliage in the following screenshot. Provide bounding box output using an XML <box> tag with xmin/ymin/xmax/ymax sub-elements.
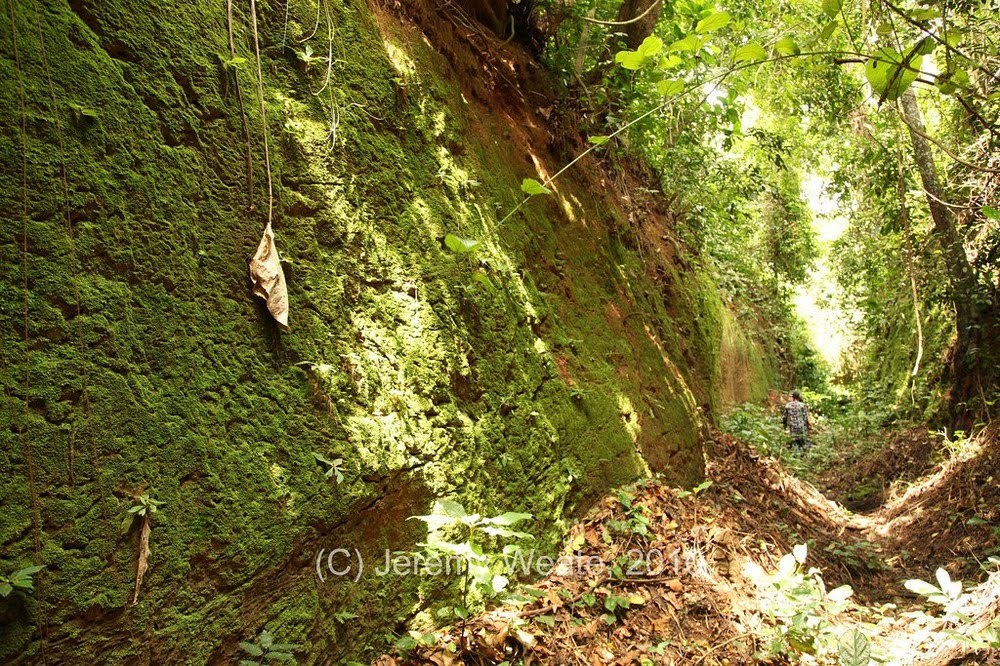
<box><xmin>444</xmin><ymin>233</ymin><xmax>481</xmax><ymax>254</ymax></box>
<box><xmin>409</xmin><ymin>500</ymin><xmax>534</xmax><ymax>624</ymax></box>
<box><xmin>904</xmin><ymin>568</ymin><xmax>963</xmax><ymax>607</ymax></box>
<box><xmin>721</xmin><ymin>403</ymin><xmax>787</xmax><ymax>457</ymax></box>
<box><xmin>614</xmin><ymin>35</ymin><xmax>663</xmax><ymax>70</ymax></box>
<box><xmin>311</xmin><ymin>452</ymin><xmax>345</xmax><ymax>484</ymax></box>
<box><xmin>65</xmin><ymin>100</ymin><xmax>99</xmax><ymax>123</ymax></box>
<box><xmin>864</xmin><ymin>47</ymin><xmax>922</xmax><ymax>102</ymax></box>
<box><xmin>905</xmin><ymin>568</ymin><xmax>1000</xmax><ymax>650</ymax></box>
<box><xmin>677</xmin><ymin>480</ymin><xmax>712</xmax><ymax>499</ymax></box>
<box><xmin>751</xmin><ymin>544</ymin><xmax>858</xmax><ymax>661</ymax></box>
<box><xmin>121</xmin><ymin>494</ymin><xmax>163</xmax><ymax>534</ymax></box>
<box><xmin>837</xmin><ymin>628</ymin><xmax>870</xmax><ymax>666</ymax></box>
<box><xmin>239</xmin><ymin>629</ymin><xmax>300</xmax><ymax>665</ymax></box>
<box><xmin>734</xmin><ymin>42</ymin><xmax>767</xmax><ymax>63</ymax></box>
<box><xmin>520</xmin><ymin>178</ymin><xmax>551</xmax><ymax>196</ymax></box>
<box><xmin>695</xmin><ymin>11</ymin><xmax>730</xmax><ymax>34</ymax></box>
<box><xmin>0</xmin><ymin>565</ymin><xmax>44</xmax><ymax>598</ymax></box>
<box><xmin>609</xmin><ymin>489</ymin><xmax>652</xmax><ymax>539</ymax></box>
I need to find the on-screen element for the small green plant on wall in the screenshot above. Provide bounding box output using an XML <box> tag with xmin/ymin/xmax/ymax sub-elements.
<box><xmin>121</xmin><ymin>493</ymin><xmax>163</xmax><ymax>534</ymax></box>
<box><xmin>408</xmin><ymin>500</ymin><xmax>534</xmax><ymax>650</ymax></box>
<box><xmin>0</xmin><ymin>565</ymin><xmax>45</xmax><ymax>598</ymax></box>
<box><xmin>312</xmin><ymin>452</ymin><xmax>345</xmax><ymax>484</ymax></box>
<box><xmin>240</xmin><ymin>629</ymin><xmax>300</xmax><ymax>665</ymax></box>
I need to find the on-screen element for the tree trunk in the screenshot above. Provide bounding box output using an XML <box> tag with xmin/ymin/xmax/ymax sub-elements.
<box><xmin>614</xmin><ymin>0</ymin><xmax>663</xmax><ymax>49</ymax></box>
<box><xmin>899</xmin><ymin>89</ymin><xmax>983</xmax><ymax>419</ymax></box>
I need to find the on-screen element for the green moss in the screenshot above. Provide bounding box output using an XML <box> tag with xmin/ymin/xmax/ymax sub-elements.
<box><xmin>0</xmin><ymin>0</ymin><xmax>779</xmax><ymax>662</ymax></box>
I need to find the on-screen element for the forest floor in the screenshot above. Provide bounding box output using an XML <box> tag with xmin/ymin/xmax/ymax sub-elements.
<box><xmin>377</xmin><ymin>412</ymin><xmax>1000</xmax><ymax>665</ymax></box>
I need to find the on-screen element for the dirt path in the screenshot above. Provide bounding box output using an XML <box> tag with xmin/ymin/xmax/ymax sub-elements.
<box><xmin>377</xmin><ymin>427</ymin><xmax>1000</xmax><ymax>665</ymax></box>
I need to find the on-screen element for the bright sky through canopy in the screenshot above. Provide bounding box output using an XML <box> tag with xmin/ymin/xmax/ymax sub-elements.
<box><xmin>795</xmin><ymin>174</ymin><xmax>852</xmax><ymax>372</ymax></box>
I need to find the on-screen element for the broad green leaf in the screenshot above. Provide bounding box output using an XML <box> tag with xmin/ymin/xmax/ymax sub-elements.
<box><xmin>395</xmin><ymin>635</ymin><xmax>418</xmax><ymax>650</ymax></box>
<box><xmin>936</xmin><ymin>68</ymin><xmax>971</xmax><ymax>97</ymax></box>
<box><xmin>259</xmin><ymin>630</ymin><xmax>273</xmax><ymax>649</ymax></box>
<box><xmin>482</xmin><ymin>526</ymin><xmax>533</xmax><ymax>539</ymax></box>
<box><xmin>444</xmin><ymin>233</ymin><xmax>480</xmax><ymax>254</ymax></box>
<box><xmin>778</xmin><ymin>553</ymin><xmax>797</xmax><ymax>578</ymax></box>
<box><xmin>774</xmin><ymin>37</ymin><xmax>800</xmax><ymax>56</ymax></box>
<box><xmin>636</xmin><ymin>35</ymin><xmax>663</xmax><ymax>58</ymax></box>
<box><xmin>668</xmin><ymin>34</ymin><xmax>701</xmax><ymax>53</ymax></box>
<box><xmin>656</xmin><ymin>79</ymin><xmax>684</xmax><ymax>96</ymax></box>
<box><xmin>837</xmin><ymin>628</ymin><xmax>871</xmax><ymax>666</ymax></box>
<box><xmin>267</xmin><ymin>653</ymin><xmax>295</xmax><ymax>662</ymax></box>
<box><xmin>696</xmin><ymin>11</ymin><xmax>730</xmax><ymax>34</ymax></box>
<box><xmin>876</xmin><ymin>22</ymin><xmax>893</xmax><ymax>36</ymax></box>
<box><xmin>692</xmin><ymin>480</ymin><xmax>713</xmax><ymax>494</ymax></box>
<box><xmin>910</xmin><ymin>7</ymin><xmax>940</xmax><ymax>21</ymax></box>
<box><xmin>935</xmin><ymin>567</ymin><xmax>952</xmax><ymax>591</ymax></box>
<box><xmin>734</xmin><ymin>43</ymin><xmax>767</xmax><ymax>63</ymax></box>
<box><xmin>520</xmin><ymin>178</ymin><xmax>552</xmax><ymax>196</ymax></box>
<box><xmin>14</xmin><ymin>565</ymin><xmax>44</xmax><ymax>578</ymax></box>
<box><xmin>981</xmin><ymin>206</ymin><xmax>1000</xmax><ymax>220</ymax></box>
<box><xmin>240</xmin><ymin>642</ymin><xmax>264</xmax><ymax>657</ymax></box>
<box><xmin>659</xmin><ymin>54</ymin><xmax>682</xmax><ymax>69</ymax></box>
<box><xmin>865</xmin><ymin>47</ymin><xmax>921</xmax><ymax>101</ymax></box>
<box><xmin>615</xmin><ymin>49</ymin><xmax>645</xmax><ymax>70</ymax></box>
<box><xmin>828</xmin><ymin>585</ymin><xmax>854</xmax><ymax>603</ymax></box>
<box><xmin>904</xmin><ymin>578</ymin><xmax>941</xmax><ymax>596</ymax></box>
<box><xmin>0</xmin><ymin>582</ymin><xmax>12</xmax><ymax>598</ymax></box>
<box><xmin>121</xmin><ymin>514</ymin><xmax>135</xmax><ymax>534</ymax></box>
<box><xmin>487</xmin><ymin>511</ymin><xmax>533</xmax><ymax>526</ymax></box>
<box><xmin>788</xmin><ymin>634</ymin><xmax>816</xmax><ymax>654</ymax></box>
<box><xmin>471</xmin><ymin>271</ymin><xmax>495</xmax><ymax>290</ymax></box>
<box><xmin>819</xmin><ymin>22</ymin><xmax>838</xmax><ymax>39</ymax></box>
<box><xmin>588</xmin><ymin>135</ymin><xmax>610</xmax><ymax>146</ymax></box>
<box><xmin>916</xmin><ymin>36</ymin><xmax>936</xmax><ymax>55</ymax></box>
<box><xmin>437</xmin><ymin>499</ymin><xmax>468</xmax><ymax>519</ymax></box>
<box><xmin>936</xmin><ymin>568</ymin><xmax>962</xmax><ymax>598</ymax></box>
<box><xmin>822</xmin><ymin>0</ymin><xmax>841</xmax><ymax>17</ymax></box>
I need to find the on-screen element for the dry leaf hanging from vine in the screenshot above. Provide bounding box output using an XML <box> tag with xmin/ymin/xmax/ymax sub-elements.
<box><xmin>249</xmin><ymin>222</ymin><xmax>289</xmax><ymax>330</ymax></box>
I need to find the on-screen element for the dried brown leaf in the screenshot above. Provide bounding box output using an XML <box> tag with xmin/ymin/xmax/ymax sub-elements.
<box><xmin>249</xmin><ymin>222</ymin><xmax>289</xmax><ymax>330</ymax></box>
<box><xmin>131</xmin><ymin>515</ymin><xmax>151</xmax><ymax>606</ymax></box>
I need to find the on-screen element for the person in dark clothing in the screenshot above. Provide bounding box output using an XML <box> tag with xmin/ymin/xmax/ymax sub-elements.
<box><xmin>782</xmin><ymin>390</ymin><xmax>811</xmax><ymax>451</ymax></box>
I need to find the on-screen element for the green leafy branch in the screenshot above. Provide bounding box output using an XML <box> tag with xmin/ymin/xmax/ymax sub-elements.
<box><xmin>0</xmin><ymin>565</ymin><xmax>45</xmax><ymax>598</ymax></box>
<box><xmin>408</xmin><ymin>500</ymin><xmax>534</xmax><ymax>652</ymax></box>
<box><xmin>240</xmin><ymin>629</ymin><xmax>300</xmax><ymax>665</ymax></box>
<box><xmin>121</xmin><ymin>493</ymin><xmax>163</xmax><ymax>534</ymax></box>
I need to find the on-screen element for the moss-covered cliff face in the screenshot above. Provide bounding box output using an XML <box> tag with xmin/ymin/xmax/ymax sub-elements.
<box><xmin>0</xmin><ymin>0</ymin><xmax>777</xmax><ymax>661</ymax></box>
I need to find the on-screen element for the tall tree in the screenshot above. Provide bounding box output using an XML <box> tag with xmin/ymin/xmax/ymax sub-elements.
<box><xmin>900</xmin><ymin>88</ymin><xmax>990</xmax><ymax>415</ymax></box>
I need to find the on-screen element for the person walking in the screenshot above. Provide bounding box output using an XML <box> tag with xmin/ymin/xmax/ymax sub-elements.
<box><xmin>783</xmin><ymin>390</ymin><xmax>811</xmax><ymax>451</ymax></box>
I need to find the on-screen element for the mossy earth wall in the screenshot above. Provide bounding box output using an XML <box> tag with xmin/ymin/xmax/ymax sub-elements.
<box><xmin>0</xmin><ymin>0</ymin><xmax>778</xmax><ymax>661</ymax></box>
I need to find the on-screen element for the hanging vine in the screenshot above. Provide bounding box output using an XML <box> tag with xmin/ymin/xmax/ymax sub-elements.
<box><xmin>247</xmin><ymin>0</ymin><xmax>290</xmax><ymax>330</ymax></box>
<box><xmin>226</xmin><ymin>0</ymin><xmax>256</xmax><ymax>213</ymax></box>
<box><xmin>6</xmin><ymin>0</ymin><xmax>47</xmax><ymax>645</ymax></box>
<box><xmin>30</xmin><ymin>0</ymin><xmax>120</xmax><ymax>586</ymax></box>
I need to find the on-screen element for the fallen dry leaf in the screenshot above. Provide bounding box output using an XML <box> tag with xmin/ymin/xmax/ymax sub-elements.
<box><xmin>131</xmin><ymin>515</ymin><xmax>151</xmax><ymax>606</ymax></box>
<box><xmin>249</xmin><ymin>222</ymin><xmax>289</xmax><ymax>330</ymax></box>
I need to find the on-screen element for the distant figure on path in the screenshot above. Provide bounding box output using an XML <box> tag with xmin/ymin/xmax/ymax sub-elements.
<box><xmin>783</xmin><ymin>391</ymin><xmax>810</xmax><ymax>451</ymax></box>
